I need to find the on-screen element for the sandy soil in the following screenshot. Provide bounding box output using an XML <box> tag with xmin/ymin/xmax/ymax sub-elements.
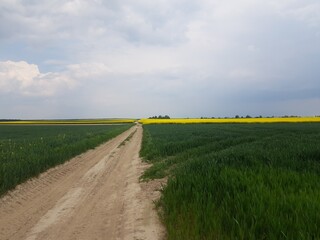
<box><xmin>0</xmin><ymin>124</ymin><xmax>165</xmax><ymax>240</ymax></box>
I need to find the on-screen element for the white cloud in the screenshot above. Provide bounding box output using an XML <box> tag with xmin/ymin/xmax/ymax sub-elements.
<box><xmin>287</xmin><ymin>3</ymin><xmax>320</xmax><ymax>27</ymax></box>
<box><xmin>0</xmin><ymin>0</ymin><xmax>320</xmax><ymax>118</ymax></box>
<box><xmin>67</xmin><ymin>63</ymin><xmax>113</xmax><ymax>79</ymax></box>
<box><xmin>0</xmin><ymin>61</ymin><xmax>75</xmax><ymax>96</ymax></box>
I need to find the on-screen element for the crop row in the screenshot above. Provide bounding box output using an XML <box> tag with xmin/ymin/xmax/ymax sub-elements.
<box><xmin>141</xmin><ymin>123</ymin><xmax>320</xmax><ymax>239</ymax></box>
<box><xmin>0</xmin><ymin>124</ymin><xmax>132</xmax><ymax>196</ymax></box>
<box><xmin>0</xmin><ymin>119</ymin><xmax>136</xmax><ymax>125</ymax></box>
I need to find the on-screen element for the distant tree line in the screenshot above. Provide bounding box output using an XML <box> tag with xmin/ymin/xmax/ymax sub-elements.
<box><xmin>148</xmin><ymin>115</ymin><xmax>170</xmax><ymax>119</ymax></box>
<box><xmin>235</xmin><ymin>115</ymin><xmax>255</xmax><ymax>119</ymax></box>
<box><xmin>148</xmin><ymin>115</ymin><xmax>319</xmax><ymax>119</ymax></box>
<box><xmin>199</xmin><ymin>115</ymin><xmax>317</xmax><ymax>119</ymax></box>
<box><xmin>0</xmin><ymin>119</ymin><xmax>21</xmax><ymax>122</ymax></box>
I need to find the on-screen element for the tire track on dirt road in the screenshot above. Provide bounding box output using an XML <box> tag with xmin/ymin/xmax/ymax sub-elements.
<box><xmin>0</xmin><ymin>125</ymin><xmax>165</xmax><ymax>240</ymax></box>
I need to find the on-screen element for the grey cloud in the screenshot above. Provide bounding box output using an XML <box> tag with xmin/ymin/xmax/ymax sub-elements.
<box><xmin>0</xmin><ymin>0</ymin><xmax>320</xmax><ymax>118</ymax></box>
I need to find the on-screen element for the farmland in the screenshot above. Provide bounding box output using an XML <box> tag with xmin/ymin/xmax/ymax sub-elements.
<box><xmin>139</xmin><ymin>116</ymin><xmax>320</xmax><ymax>124</ymax></box>
<box><xmin>0</xmin><ymin>124</ymin><xmax>132</xmax><ymax>196</ymax></box>
<box><xmin>0</xmin><ymin>118</ymin><xmax>136</xmax><ymax>125</ymax></box>
<box><xmin>141</xmin><ymin>123</ymin><xmax>320</xmax><ymax>239</ymax></box>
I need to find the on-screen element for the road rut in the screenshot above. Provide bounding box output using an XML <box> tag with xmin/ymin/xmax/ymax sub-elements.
<box><xmin>0</xmin><ymin>125</ymin><xmax>165</xmax><ymax>240</ymax></box>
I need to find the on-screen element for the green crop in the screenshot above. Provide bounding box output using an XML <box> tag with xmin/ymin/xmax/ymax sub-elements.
<box><xmin>0</xmin><ymin>124</ymin><xmax>132</xmax><ymax>196</ymax></box>
<box><xmin>141</xmin><ymin>123</ymin><xmax>320</xmax><ymax>239</ymax></box>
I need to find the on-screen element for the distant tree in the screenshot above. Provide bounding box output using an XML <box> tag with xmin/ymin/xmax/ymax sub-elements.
<box><xmin>235</xmin><ymin>115</ymin><xmax>240</xmax><ymax>118</ymax></box>
<box><xmin>246</xmin><ymin>115</ymin><xmax>252</xmax><ymax>118</ymax></box>
<box><xmin>148</xmin><ymin>115</ymin><xmax>170</xmax><ymax>119</ymax></box>
<box><xmin>0</xmin><ymin>119</ymin><xmax>21</xmax><ymax>121</ymax></box>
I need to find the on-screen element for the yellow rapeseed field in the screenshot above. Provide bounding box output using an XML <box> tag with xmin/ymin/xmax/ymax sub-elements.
<box><xmin>139</xmin><ymin>117</ymin><xmax>320</xmax><ymax>124</ymax></box>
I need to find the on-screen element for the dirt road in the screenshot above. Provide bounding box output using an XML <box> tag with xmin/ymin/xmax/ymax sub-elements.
<box><xmin>0</xmin><ymin>125</ymin><xmax>165</xmax><ymax>240</ymax></box>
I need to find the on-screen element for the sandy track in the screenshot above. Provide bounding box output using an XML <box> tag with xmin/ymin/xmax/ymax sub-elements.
<box><xmin>0</xmin><ymin>125</ymin><xmax>165</xmax><ymax>240</ymax></box>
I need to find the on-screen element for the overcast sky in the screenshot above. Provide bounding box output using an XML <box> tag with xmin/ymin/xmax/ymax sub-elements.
<box><xmin>1</xmin><ymin>0</ymin><xmax>320</xmax><ymax>119</ymax></box>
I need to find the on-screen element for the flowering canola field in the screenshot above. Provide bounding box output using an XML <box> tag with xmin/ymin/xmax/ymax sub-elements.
<box><xmin>139</xmin><ymin>117</ymin><xmax>320</xmax><ymax>124</ymax></box>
